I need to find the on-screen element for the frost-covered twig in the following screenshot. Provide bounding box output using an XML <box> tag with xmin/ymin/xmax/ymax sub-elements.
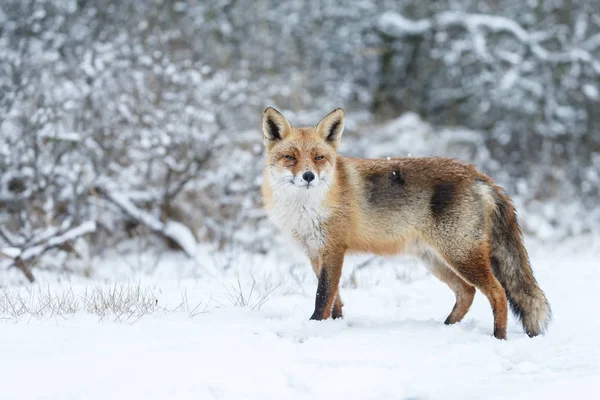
<box><xmin>0</xmin><ymin>221</ymin><xmax>97</xmax><ymax>282</ymax></box>
<box><xmin>378</xmin><ymin>11</ymin><xmax>600</xmax><ymax>72</ymax></box>
<box><xmin>20</xmin><ymin>221</ymin><xmax>96</xmax><ymax>261</ymax></box>
<box><xmin>165</xmin><ymin>154</ymin><xmax>211</xmax><ymax>201</ymax></box>
<box><xmin>0</xmin><ymin>226</ymin><xmax>24</xmax><ymax>247</ymax></box>
<box><xmin>97</xmin><ymin>187</ymin><xmax>217</xmax><ymax>277</ymax></box>
<box><xmin>378</xmin><ymin>12</ymin><xmax>431</xmax><ymax>36</ymax></box>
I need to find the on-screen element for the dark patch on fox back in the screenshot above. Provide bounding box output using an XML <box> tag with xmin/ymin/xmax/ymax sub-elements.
<box><xmin>431</xmin><ymin>183</ymin><xmax>455</xmax><ymax>218</ymax></box>
<box><xmin>366</xmin><ymin>169</ymin><xmax>406</xmax><ymax>206</ymax></box>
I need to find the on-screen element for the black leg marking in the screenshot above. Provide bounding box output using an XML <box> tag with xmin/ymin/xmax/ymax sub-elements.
<box><xmin>310</xmin><ymin>267</ymin><xmax>330</xmax><ymax>320</ymax></box>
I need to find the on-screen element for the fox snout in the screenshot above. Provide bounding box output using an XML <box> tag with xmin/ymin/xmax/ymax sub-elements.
<box><xmin>302</xmin><ymin>171</ymin><xmax>315</xmax><ymax>183</ymax></box>
<box><xmin>294</xmin><ymin>170</ymin><xmax>320</xmax><ymax>189</ymax></box>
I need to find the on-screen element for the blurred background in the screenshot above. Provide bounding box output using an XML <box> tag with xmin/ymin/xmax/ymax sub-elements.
<box><xmin>1</xmin><ymin>0</ymin><xmax>599</xmax><ymax>283</ymax></box>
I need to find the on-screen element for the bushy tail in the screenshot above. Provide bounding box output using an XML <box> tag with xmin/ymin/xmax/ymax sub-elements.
<box><xmin>487</xmin><ymin>185</ymin><xmax>551</xmax><ymax>337</ymax></box>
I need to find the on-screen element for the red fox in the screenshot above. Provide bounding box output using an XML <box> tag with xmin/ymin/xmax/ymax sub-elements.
<box><xmin>261</xmin><ymin>107</ymin><xmax>551</xmax><ymax>339</ymax></box>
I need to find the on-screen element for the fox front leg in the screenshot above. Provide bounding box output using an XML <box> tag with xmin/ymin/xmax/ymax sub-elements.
<box><xmin>310</xmin><ymin>250</ymin><xmax>345</xmax><ymax>320</ymax></box>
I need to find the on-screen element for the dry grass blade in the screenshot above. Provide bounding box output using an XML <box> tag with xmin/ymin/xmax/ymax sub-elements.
<box><xmin>223</xmin><ymin>276</ymin><xmax>281</xmax><ymax>311</ymax></box>
<box><xmin>1</xmin><ymin>283</ymin><xmax>179</xmax><ymax>322</ymax></box>
<box><xmin>0</xmin><ymin>277</ymin><xmax>281</xmax><ymax>322</ymax></box>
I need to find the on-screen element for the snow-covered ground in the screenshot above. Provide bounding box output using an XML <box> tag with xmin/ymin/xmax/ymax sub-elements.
<box><xmin>1</xmin><ymin>235</ymin><xmax>599</xmax><ymax>399</ymax></box>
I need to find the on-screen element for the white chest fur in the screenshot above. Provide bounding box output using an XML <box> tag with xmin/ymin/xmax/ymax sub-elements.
<box><xmin>268</xmin><ymin>185</ymin><xmax>330</xmax><ymax>258</ymax></box>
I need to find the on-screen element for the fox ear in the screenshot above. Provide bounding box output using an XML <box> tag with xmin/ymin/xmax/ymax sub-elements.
<box><xmin>316</xmin><ymin>108</ymin><xmax>345</xmax><ymax>146</ymax></box>
<box><xmin>263</xmin><ymin>107</ymin><xmax>292</xmax><ymax>147</ymax></box>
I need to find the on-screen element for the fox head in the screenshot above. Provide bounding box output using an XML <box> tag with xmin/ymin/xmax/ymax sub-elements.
<box><xmin>262</xmin><ymin>107</ymin><xmax>345</xmax><ymax>191</ymax></box>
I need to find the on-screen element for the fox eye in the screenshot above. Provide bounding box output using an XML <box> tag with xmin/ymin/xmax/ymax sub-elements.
<box><xmin>315</xmin><ymin>155</ymin><xmax>325</xmax><ymax>161</ymax></box>
<box><xmin>284</xmin><ymin>155</ymin><xmax>296</xmax><ymax>161</ymax></box>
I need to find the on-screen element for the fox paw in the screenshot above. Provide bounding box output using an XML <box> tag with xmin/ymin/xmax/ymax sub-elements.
<box><xmin>332</xmin><ymin>308</ymin><xmax>343</xmax><ymax>320</ymax></box>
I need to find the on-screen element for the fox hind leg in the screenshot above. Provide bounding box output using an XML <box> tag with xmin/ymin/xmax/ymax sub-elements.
<box><xmin>443</xmin><ymin>245</ymin><xmax>508</xmax><ymax>339</ymax></box>
<box><xmin>422</xmin><ymin>251</ymin><xmax>476</xmax><ymax>325</ymax></box>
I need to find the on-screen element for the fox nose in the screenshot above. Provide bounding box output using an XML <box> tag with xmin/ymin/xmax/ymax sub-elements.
<box><xmin>302</xmin><ymin>171</ymin><xmax>315</xmax><ymax>183</ymax></box>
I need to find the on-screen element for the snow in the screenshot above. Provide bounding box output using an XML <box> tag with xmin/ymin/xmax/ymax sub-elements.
<box><xmin>102</xmin><ymin>190</ymin><xmax>220</xmax><ymax>277</ymax></box>
<box><xmin>437</xmin><ymin>12</ymin><xmax>529</xmax><ymax>42</ymax></box>
<box><xmin>583</xmin><ymin>84</ymin><xmax>599</xmax><ymax>100</ymax></box>
<box><xmin>378</xmin><ymin>12</ymin><xmax>432</xmax><ymax>36</ymax></box>
<box><xmin>0</xmin><ymin>247</ymin><xmax>21</xmax><ymax>258</ymax></box>
<box><xmin>38</xmin><ymin>131</ymin><xmax>81</xmax><ymax>142</ymax></box>
<box><xmin>378</xmin><ymin>11</ymin><xmax>532</xmax><ymax>43</ymax></box>
<box><xmin>106</xmin><ymin>192</ymin><xmax>187</xmax><ymax>240</ymax></box>
<box><xmin>21</xmin><ymin>223</ymin><xmax>95</xmax><ymax>260</ymax></box>
<box><xmin>163</xmin><ymin>221</ymin><xmax>199</xmax><ymax>259</ymax></box>
<box><xmin>45</xmin><ymin>221</ymin><xmax>96</xmax><ymax>245</ymax></box>
<box><xmin>1</xmin><ymin>236</ymin><xmax>599</xmax><ymax>399</ymax></box>
<box><xmin>0</xmin><ymin>222</ymin><xmax>96</xmax><ymax>270</ymax></box>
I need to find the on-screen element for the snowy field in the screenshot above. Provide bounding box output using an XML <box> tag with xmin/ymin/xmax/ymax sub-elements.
<box><xmin>1</xmin><ymin>235</ymin><xmax>599</xmax><ymax>400</ymax></box>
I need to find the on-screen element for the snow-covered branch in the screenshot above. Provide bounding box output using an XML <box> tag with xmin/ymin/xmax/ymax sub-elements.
<box><xmin>378</xmin><ymin>11</ymin><xmax>600</xmax><ymax>71</ymax></box>
<box><xmin>378</xmin><ymin>12</ymin><xmax>431</xmax><ymax>37</ymax></box>
<box><xmin>97</xmin><ymin>187</ymin><xmax>217</xmax><ymax>277</ymax></box>
<box><xmin>0</xmin><ymin>221</ymin><xmax>97</xmax><ymax>282</ymax></box>
<box><xmin>1</xmin><ymin>0</ymin><xmax>599</xmax><ymax>275</ymax></box>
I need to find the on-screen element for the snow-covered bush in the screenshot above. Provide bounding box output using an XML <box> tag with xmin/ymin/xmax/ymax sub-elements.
<box><xmin>375</xmin><ymin>2</ymin><xmax>600</xmax><ymax>224</ymax></box>
<box><xmin>1</xmin><ymin>0</ymin><xmax>598</xmax><ymax>280</ymax></box>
